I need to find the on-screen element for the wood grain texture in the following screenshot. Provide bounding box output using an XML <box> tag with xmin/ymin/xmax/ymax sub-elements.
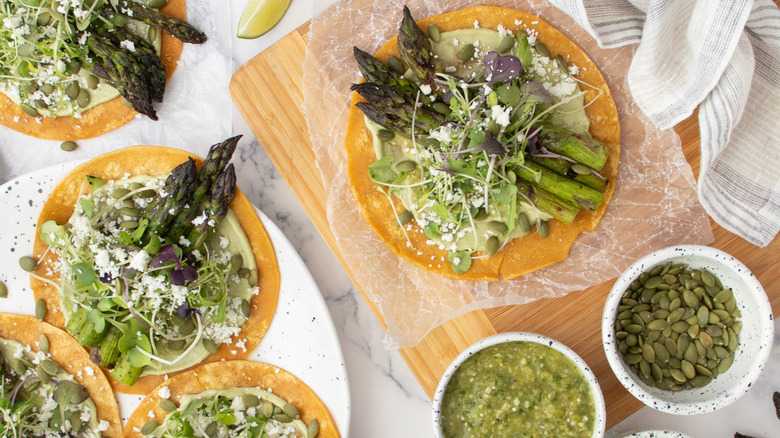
<box><xmin>231</xmin><ymin>23</ymin><xmax>780</xmax><ymax>428</ymax></box>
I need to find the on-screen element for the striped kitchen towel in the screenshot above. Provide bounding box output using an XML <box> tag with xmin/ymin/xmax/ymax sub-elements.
<box><xmin>550</xmin><ymin>0</ymin><xmax>780</xmax><ymax>246</ymax></box>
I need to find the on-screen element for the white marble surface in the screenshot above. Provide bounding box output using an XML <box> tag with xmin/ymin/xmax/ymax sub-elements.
<box><xmin>1</xmin><ymin>1</ymin><xmax>779</xmax><ymax>437</ymax></box>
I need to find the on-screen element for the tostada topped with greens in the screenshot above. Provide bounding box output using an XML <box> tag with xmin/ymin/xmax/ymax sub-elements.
<box><xmin>346</xmin><ymin>6</ymin><xmax>620</xmax><ymax>280</ymax></box>
<box><xmin>30</xmin><ymin>138</ymin><xmax>281</xmax><ymax>395</ymax></box>
<box><xmin>0</xmin><ymin>313</ymin><xmax>123</xmax><ymax>437</ymax></box>
<box><xmin>125</xmin><ymin>361</ymin><xmax>340</xmax><ymax>438</ymax></box>
<box><xmin>0</xmin><ymin>0</ymin><xmax>206</xmax><ymax>140</ymax></box>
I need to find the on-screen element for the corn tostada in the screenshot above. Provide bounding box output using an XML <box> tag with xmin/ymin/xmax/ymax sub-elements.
<box><xmin>30</xmin><ymin>138</ymin><xmax>281</xmax><ymax>395</ymax></box>
<box><xmin>0</xmin><ymin>0</ymin><xmax>206</xmax><ymax>140</ymax></box>
<box><xmin>346</xmin><ymin>6</ymin><xmax>620</xmax><ymax>280</ymax></box>
<box><xmin>125</xmin><ymin>361</ymin><xmax>339</xmax><ymax>438</ymax></box>
<box><xmin>0</xmin><ymin>313</ymin><xmax>122</xmax><ymax>437</ymax></box>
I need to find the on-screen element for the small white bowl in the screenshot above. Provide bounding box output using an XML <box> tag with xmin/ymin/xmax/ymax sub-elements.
<box><xmin>603</xmin><ymin>245</ymin><xmax>774</xmax><ymax>415</ymax></box>
<box><xmin>432</xmin><ymin>332</ymin><xmax>606</xmax><ymax>438</ymax></box>
<box><xmin>621</xmin><ymin>431</ymin><xmax>693</xmax><ymax>438</ymax></box>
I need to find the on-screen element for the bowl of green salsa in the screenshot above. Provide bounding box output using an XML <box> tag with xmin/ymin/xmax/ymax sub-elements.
<box><xmin>433</xmin><ymin>332</ymin><xmax>606</xmax><ymax>438</ymax></box>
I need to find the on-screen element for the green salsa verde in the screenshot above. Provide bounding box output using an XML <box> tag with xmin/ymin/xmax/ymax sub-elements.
<box><xmin>441</xmin><ymin>341</ymin><xmax>596</xmax><ymax>438</ymax></box>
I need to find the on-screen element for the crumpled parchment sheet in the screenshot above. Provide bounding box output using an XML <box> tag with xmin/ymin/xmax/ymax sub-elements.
<box><xmin>302</xmin><ymin>0</ymin><xmax>715</xmax><ymax>349</ymax></box>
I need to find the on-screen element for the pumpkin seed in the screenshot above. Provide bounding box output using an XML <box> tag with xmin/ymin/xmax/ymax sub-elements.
<box><xmin>647</xmin><ymin>319</ymin><xmax>667</xmax><ymax>331</ymax></box>
<box><xmin>699</xmin><ymin>331</ymin><xmax>714</xmax><ymax>349</ymax></box>
<box><xmin>159</xmin><ymin>399</ymin><xmax>177</xmax><ymax>412</ymax></box>
<box><xmin>41</xmin><ymin>359</ymin><xmax>60</xmax><ymax>375</ymax></box>
<box><xmin>487</xmin><ymin>221</ymin><xmax>507</xmax><ymax>235</ymax></box>
<box><xmin>120</xmin><ymin>220</ymin><xmax>139</xmax><ymax>229</ymax></box>
<box><xmin>485</xmin><ymin>236</ymin><xmax>499</xmax><ymax>256</ymax></box>
<box><xmin>19</xmin><ymin>256</ymin><xmax>37</xmax><ymax>272</ymax></box>
<box><xmin>205</xmin><ymin>422</ymin><xmax>218</xmax><ymax>435</ymax></box>
<box><xmin>147</xmin><ymin>0</ymin><xmax>168</xmax><ymax>8</ymax></box>
<box><xmin>70</xmin><ymin>410</ymin><xmax>83</xmax><ymax>432</ymax></box>
<box><xmin>690</xmin><ymin>375</ymin><xmax>712</xmax><ymax>387</ymax></box>
<box><xmin>654</xmin><ymin>342</ymin><xmax>670</xmax><ymax>363</ymax></box>
<box><xmin>396</xmin><ymin>160</ymin><xmax>417</xmax><ymax>172</ymax></box>
<box><xmin>60</xmin><ymin>141</ymin><xmax>78</xmax><ymax>152</ymax></box>
<box><xmin>87</xmin><ymin>75</ymin><xmax>100</xmax><ymax>90</ymax></box>
<box><xmin>0</xmin><ymin>281</ymin><xmax>7</xmax><ymax>298</ymax></box>
<box><xmin>65</xmin><ymin>81</ymin><xmax>80</xmax><ymax>100</ymax></box>
<box><xmin>35</xmin><ymin>298</ymin><xmax>47</xmax><ymax>320</ymax></box>
<box><xmin>262</xmin><ymin>400</ymin><xmax>274</xmax><ymax>418</ymax></box>
<box><xmin>642</xmin><ymin>344</ymin><xmax>655</xmax><ymax>363</ymax></box>
<box><xmin>283</xmin><ymin>403</ymin><xmax>300</xmax><ymax>419</ymax></box>
<box><xmin>700</xmin><ymin>269</ymin><xmax>715</xmax><ymax>287</ymax></box>
<box><xmin>696</xmin><ymin>306</ymin><xmax>709</xmax><ymax>327</ymax></box>
<box><xmin>307</xmin><ymin>419</ymin><xmax>320</xmax><ymax>438</ymax></box>
<box><xmin>243</xmin><ymin>394</ymin><xmax>261</xmax><ymax>408</ymax></box>
<box><xmin>38</xmin><ymin>334</ymin><xmax>49</xmax><ymax>353</ymax></box>
<box><xmin>714</xmin><ymin>289</ymin><xmax>733</xmax><ymax>303</ymax></box>
<box><xmin>166</xmin><ymin>339</ymin><xmax>185</xmax><ymax>351</ymax></box>
<box><xmin>203</xmin><ymin>339</ymin><xmax>218</xmax><ymax>354</ymax></box>
<box><xmin>427</xmin><ymin>24</ymin><xmax>441</xmax><ymax>42</ymax></box>
<box><xmin>274</xmin><ymin>413</ymin><xmax>293</xmax><ymax>423</ymax></box>
<box><xmin>717</xmin><ymin>354</ymin><xmax>734</xmax><ymax>373</ymax></box>
<box><xmin>534</xmin><ymin>41</ymin><xmax>550</xmax><ymax>57</ymax></box>
<box><xmin>238</xmin><ymin>268</ymin><xmax>251</xmax><ymax>279</ymax></box>
<box><xmin>77</xmin><ymin>89</ymin><xmax>91</xmax><ymax>108</ymax></box>
<box><xmin>537</xmin><ymin>220</ymin><xmax>549</xmax><ymax>238</ymax></box>
<box><xmin>141</xmin><ymin>420</ymin><xmax>158</xmax><ymax>435</ymax></box>
<box><xmin>377</xmin><ymin>129</ymin><xmax>394</xmax><ymax>141</ymax></box>
<box><xmin>496</xmin><ymin>34</ymin><xmax>515</xmax><ymax>53</ymax></box>
<box><xmin>458</xmin><ymin>43</ymin><xmax>475</xmax><ymax>62</ymax></box>
<box><xmin>396</xmin><ymin>210</ymin><xmax>413</xmax><ymax>226</ymax></box>
<box><xmin>681</xmin><ymin>360</ymin><xmax>696</xmax><ymax>379</ymax></box>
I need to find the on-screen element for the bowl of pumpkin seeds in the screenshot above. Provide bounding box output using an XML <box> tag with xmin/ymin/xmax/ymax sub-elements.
<box><xmin>602</xmin><ymin>245</ymin><xmax>773</xmax><ymax>414</ymax></box>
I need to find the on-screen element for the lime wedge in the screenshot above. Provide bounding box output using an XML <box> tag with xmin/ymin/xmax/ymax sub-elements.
<box><xmin>237</xmin><ymin>0</ymin><xmax>292</xmax><ymax>39</ymax></box>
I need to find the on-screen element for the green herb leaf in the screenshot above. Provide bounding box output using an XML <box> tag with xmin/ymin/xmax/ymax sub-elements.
<box><xmin>516</xmin><ymin>32</ymin><xmax>533</xmax><ymax>68</ymax></box>
<box><xmin>215</xmin><ymin>409</ymin><xmax>237</xmax><ymax>425</ymax></box>
<box><xmin>423</xmin><ymin>222</ymin><xmax>441</xmax><ymax>239</ymax></box>
<box><xmin>86</xmin><ymin>309</ymin><xmax>106</xmax><ymax>333</ymax></box>
<box><xmin>85</xmin><ymin>175</ymin><xmax>104</xmax><ymax>188</ymax></box>
<box><xmin>448</xmin><ymin>250</ymin><xmax>473</xmax><ymax>274</ymax></box>
<box><xmin>53</xmin><ymin>380</ymin><xmax>89</xmax><ymax>406</ymax></box>
<box><xmin>368</xmin><ymin>155</ymin><xmax>398</xmax><ymax>184</ymax></box>
<box><xmin>468</xmin><ymin>131</ymin><xmax>486</xmax><ymax>148</ymax></box>
<box><xmin>80</xmin><ymin>199</ymin><xmax>96</xmax><ymax>218</ymax></box>
<box><xmin>127</xmin><ymin>348</ymin><xmax>152</xmax><ymax>368</ymax></box>
<box><xmin>71</xmin><ymin>262</ymin><xmax>96</xmax><ymax>285</ymax></box>
<box><xmin>39</xmin><ymin>220</ymin><xmax>68</xmax><ymax>247</ymax></box>
<box><xmin>430</xmin><ymin>203</ymin><xmax>448</xmax><ymax>220</ymax></box>
<box><xmin>144</xmin><ymin>232</ymin><xmax>162</xmax><ymax>255</ymax></box>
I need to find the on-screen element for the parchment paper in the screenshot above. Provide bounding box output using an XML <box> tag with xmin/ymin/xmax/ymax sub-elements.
<box><xmin>302</xmin><ymin>0</ymin><xmax>715</xmax><ymax>349</ymax></box>
<box><xmin>0</xmin><ymin>0</ymin><xmax>233</xmax><ymax>182</ymax></box>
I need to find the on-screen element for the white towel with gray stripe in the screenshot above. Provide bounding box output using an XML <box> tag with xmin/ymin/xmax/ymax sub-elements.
<box><xmin>549</xmin><ymin>0</ymin><xmax>780</xmax><ymax>246</ymax></box>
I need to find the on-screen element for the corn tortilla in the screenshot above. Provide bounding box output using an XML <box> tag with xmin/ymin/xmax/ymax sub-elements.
<box><xmin>31</xmin><ymin>146</ymin><xmax>281</xmax><ymax>395</ymax></box>
<box><xmin>345</xmin><ymin>6</ymin><xmax>620</xmax><ymax>281</ymax></box>
<box><xmin>124</xmin><ymin>360</ymin><xmax>340</xmax><ymax>438</ymax></box>
<box><xmin>0</xmin><ymin>313</ymin><xmax>123</xmax><ymax>437</ymax></box>
<box><xmin>0</xmin><ymin>0</ymin><xmax>186</xmax><ymax>140</ymax></box>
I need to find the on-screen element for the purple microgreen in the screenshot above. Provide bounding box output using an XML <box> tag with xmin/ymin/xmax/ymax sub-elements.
<box><xmin>522</xmin><ymin>80</ymin><xmax>553</xmax><ymax>104</ymax></box>
<box><xmin>484</xmin><ymin>51</ymin><xmax>523</xmax><ymax>86</ymax></box>
<box><xmin>177</xmin><ymin>301</ymin><xmax>192</xmax><ymax>319</ymax></box>
<box><xmin>150</xmin><ymin>244</ymin><xmax>181</xmax><ymax>270</ymax></box>
<box><xmin>151</xmin><ymin>244</ymin><xmax>198</xmax><ymax>285</ymax></box>
<box><xmin>442</xmin><ymin>132</ymin><xmax>506</xmax><ymax>157</ymax></box>
<box><xmin>10</xmin><ymin>376</ymin><xmax>38</xmax><ymax>405</ymax></box>
<box><xmin>182</xmin><ymin>266</ymin><xmax>198</xmax><ymax>282</ymax></box>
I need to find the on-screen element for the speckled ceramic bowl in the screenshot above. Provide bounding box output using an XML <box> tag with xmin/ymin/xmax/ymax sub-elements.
<box><xmin>432</xmin><ymin>332</ymin><xmax>606</xmax><ymax>438</ymax></box>
<box><xmin>603</xmin><ymin>245</ymin><xmax>774</xmax><ymax>414</ymax></box>
<box><xmin>621</xmin><ymin>431</ymin><xmax>693</xmax><ymax>438</ymax></box>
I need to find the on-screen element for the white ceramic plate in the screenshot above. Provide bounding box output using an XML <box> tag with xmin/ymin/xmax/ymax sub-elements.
<box><xmin>0</xmin><ymin>162</ymin><xmax>351</xmax><ymax>436</ymax></box>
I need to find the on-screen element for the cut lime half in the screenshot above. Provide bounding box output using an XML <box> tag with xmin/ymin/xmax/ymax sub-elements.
<box><xmin>237</xmin><ymin>0</ymin><xmax>292</xmax><ymax>39</ymax></box>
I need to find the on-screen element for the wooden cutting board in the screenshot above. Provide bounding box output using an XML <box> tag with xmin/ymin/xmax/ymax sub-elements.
<box><xmin>230</xmin><ymin>22</ymin><xmax>780</xmax><ymax>428</ymax></box>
